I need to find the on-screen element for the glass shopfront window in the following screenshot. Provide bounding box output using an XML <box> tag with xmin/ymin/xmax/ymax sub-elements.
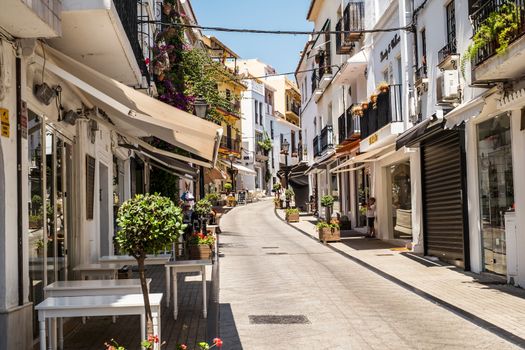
<box><xmin>389</xmin><ymin>162</ymin><xmax>412</xmax><ymax>240</ymax></box>
<box><xmin>356</xmin><ymin>167</ymin><xmax>370</xmax><ymax>227</ymax></box>
<box><xmin>477</xmin><ymin>114</ymin><xmax>514</xmax><ymax>275</ymax></box>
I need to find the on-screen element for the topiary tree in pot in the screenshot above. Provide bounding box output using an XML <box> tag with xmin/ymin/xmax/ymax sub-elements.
<box><xmin>116</xmin><ymin>194</ymin><xmax>185</xmax><ymax>340</ymax></box>
<box><xmin>320</xmin><ymin>195</ymin><xmax>335</xmax><ymax>222</ymax></box>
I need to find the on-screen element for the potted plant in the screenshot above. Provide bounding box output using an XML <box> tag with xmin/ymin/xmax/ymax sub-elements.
<box><xmin>377</xmin><ymin>81</ymin><xmax>389</xmax><ymax>93</ymax></box>
<box><xmin>116</xmin><ymin>194</ymin><xmax>185</xmax><ymax>341</ymax></box>
<box><xmin>316</xmin><ymin>221</ymin><xmax>341</xmax><ymax>244</ymax></box>
<box><xmin>195</xmin><ymin>198</ymin><xmax>213</xmax><ymax>232</ymax></box>
<box><xmin>361</xmin><ymin>101</ymin><xmax>369</xmax><ymax>110</ymax></box>
<box><xmin>352</xmin><ymin>105</ymin><xmax>363</xmax><ymax>117</ymax></box>
<box><xmin>34</xmin><ymin>239</ymin><xmax>45</xmax><ymax>257</ymax></box>
<box><xmin>204</xmin><ymin>192</ymin><xmax>220</xmax><ymax>206</ymax></box>
<box><xmin>188</xmin><ymin>232</ymin><xmax>216</xmax><ymax>260</ymax></box>
<box><xmin>320</xmin><ymin>194</ymin><xmax>335</xmax><ymax>222</ymax></box>
<box><xmin>274</xmin><ymin>197</ymin><xmax>282</xmax><ymax>209</ymax></box>
<box><xmin>285</xmin><ymin>208</ymin><xmax>300</xmax><ymax>223</ymax></box>
<box><xmin>273</xmin><ymin>182</ymin><xmax>282</xmax><ymax>197</ymax></box>
<box><xmin>284</xmin><ymin>187</ymin><xmax>295</xmax><ymax>208</ymax></box>
<box><xmin>370</xmin><ymin>93</ymin><xmax>378</xmax><ymax>108</ymax></box>
<box><xmin>223</xmin><ymin>182</ymin><xmax>233</xmax><ymax>194</ymax></box>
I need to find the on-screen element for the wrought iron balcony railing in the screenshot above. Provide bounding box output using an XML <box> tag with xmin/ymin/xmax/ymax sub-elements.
<box><xmin>438</xmin><ymin>39</ymin><xmax>458</xmax><ymax>66</ymax></box>
<box><xmin>360</xmin><ymin>84</ymin><xmax>403</xmax><ymax>139</ymax></box>
<box><xmin>337</xmin><ymin>105</ymin><xmax>361</xmax><ymax>144</ymax></box>
<box><xmin>336</xmin><ymin>2</ymin><xmax>365</xmax><ymax>54</ymax></box>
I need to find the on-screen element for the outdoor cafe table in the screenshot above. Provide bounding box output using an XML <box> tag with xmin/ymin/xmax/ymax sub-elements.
<box><xmin>44</xmin><ymin>279</ymin><xmax>151</xmax><ymax>349</ymax></box>
<box><xmin>99</xmin><ymin>254</ymin><xmax>172</xmax><ymax>267</ymax></box>
<box><xmin>36</xmin><ymin>293</ymin><xmax>163</xmax><ymax>350</ymax></box>
<box><xmin>73</xmin><ymin>263</ymin><xmax>121</xmax><ymax>280</ymax></box>
<box><xmin>165</xmin><ymin>260</ymin><xmax>212</xmax><ymax>319</ymax></box>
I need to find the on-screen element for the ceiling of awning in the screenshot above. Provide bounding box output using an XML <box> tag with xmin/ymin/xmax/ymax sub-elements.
<box><xmin>35</xmin><ymin>45</ymin><xmax>222</xmax><ymax>165</ymax></box>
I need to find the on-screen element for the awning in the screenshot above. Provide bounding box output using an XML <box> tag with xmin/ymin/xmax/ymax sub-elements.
<box><xmin>330</xmin><ymin>144</ymin><xmax>395</xmax><ymax>173</ymax></box>
<box><xmin>395</xmin><ymin>118</ymin><xmax>432</xmax><ymax>150</ymax></box>
<box><xmin>35</xmin><ymin>45</ymin><xmax>222</xmax><ymax>167</ymax></box>
<box><xmin>444</xmin><ymin>88</ymin><xmax>497</xmax><ymax>129</ymax></box>
<box><xmin>219</xmin><ymin>161</ymin><xmax>256</xmax><ymax>175</ymax></box>
<box><xmin>204</xmin><ymin>167</ymin><xmax>227</xmax><ymax>184</ymax></box>
<box><xmin>289</xmin><ymin>162</ymin><xmax>310</xmax><ymax>179</ymax></box>
<box><xmin>304</xmin><ymin>150</ymin><xmax>337</xmax><ymax>174</ymax></box>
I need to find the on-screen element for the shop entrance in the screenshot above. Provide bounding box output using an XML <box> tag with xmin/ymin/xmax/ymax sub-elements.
<box><xmin>477</xmin><ymin>114</ymin><xmax>514</xmax><ymax>275</ymax></box>
<box><xmin>388</xmin><ymin>162</ymin><xmax>412</xmax><ymax>240</ymax></box>
<box><xmin>355</xmin><ymin>167</ymin><xmax>370</xmax><ymax>228</ymax></box>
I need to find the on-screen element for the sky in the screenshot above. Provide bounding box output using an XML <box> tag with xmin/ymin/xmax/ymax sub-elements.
<box><xmin>191</xmin><ymin>0</ymin><xmax>313</xmax><ymax>76</ymax></box>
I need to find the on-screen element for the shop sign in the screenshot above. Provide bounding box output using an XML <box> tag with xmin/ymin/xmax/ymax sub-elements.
<box><xmin>20</xmin><ymin>101</ymin><xmax>28</xmax><ymax>139</ymax></box>
<box><xmin>380</xmin><ymin>34</ymin><xmax>401</xmax><ymax>62</ymax></box>
<box><xmin>369</xmin><ymin>133</ymin><xmax>378</xmax><ymax>145</ymax></box>
<box><xmin>0</xmin><ymin>108</ymin><xmax>9</xmax><ymax>138</ymax></box>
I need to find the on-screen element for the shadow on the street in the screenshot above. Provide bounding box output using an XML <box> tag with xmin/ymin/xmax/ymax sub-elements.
<box><xmin>219</xmin><ymin>303</ymin><xmax>243</xmax><ymax>350</ymax></box>
<box><xmin>339</xmin><ymin>236</ymin><xmax>401</xmax><ymax>251</ymax></box>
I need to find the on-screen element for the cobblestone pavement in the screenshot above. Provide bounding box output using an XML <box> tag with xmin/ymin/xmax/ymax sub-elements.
<box><xmin>218</xmin><ymin>200</ymin><xmax>519</xmax><ymax>350</ymax></box>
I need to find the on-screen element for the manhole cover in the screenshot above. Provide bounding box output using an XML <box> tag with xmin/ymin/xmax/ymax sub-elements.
<box><xmin>266</xmin><ymin>252</ymin><xmax>288</xmax><ymax>255</ymax></box>
<box><xmin>249</xmin><ymin>315</ymin><xmax>310</xmax><ymax>324</ymax></box>
<box><xmin>262</xmin><ymin>246</ymin><xmax>279</xmax><ymax>249</ymax></box>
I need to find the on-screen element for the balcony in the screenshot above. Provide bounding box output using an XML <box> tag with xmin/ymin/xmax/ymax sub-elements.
<box><xmin>0</xmin><ymin>0</ymin><xmax>61</xmax><ymax>38</ymax></box>
<box><xmin>437</xmin><ymin>40</ymin><xmax>459</xmax><ymax>70</ymax></box>
<box><xmin>337</xmin><ymin>105</ymin><xmax>361</xmax><ymax>145</ymax></box>
<box><xmin>360</xmin><ymin>84</ymin><xmax>403</xmax><ymax>142</ymax></box>
<box><xmin>220</xmin><ymin>136</ymin><xmax>241</xmax><ymax>154</ymax></box>
<box><xmin>415</xmin><ymin>65</ymin><xmax>428</xmax><ymax>93</ymax></box>
<box><xmin>335</xmin><ymin>2</ymin><xmax>365</xmax><ymax>55</ymax></box>
<box><xmin>470</xmin><ymin>0</ymin><xmax>525</xmax><ymax>81</ymax></box>
<box><xmin>49</xmin><ymin>0</ymin><xmax>146</xmax><ymax>86</ymax></box>
<box><xmin>313</xmin><ymin>125</ymin><xmax>334</xmax><ymax>159</ymax></box>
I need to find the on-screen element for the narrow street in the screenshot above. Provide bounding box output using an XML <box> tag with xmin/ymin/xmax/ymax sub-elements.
<box><xmin>218</xmin><ymin>200</ymin><xmax>518</xmax><ymax>350</ymax></box>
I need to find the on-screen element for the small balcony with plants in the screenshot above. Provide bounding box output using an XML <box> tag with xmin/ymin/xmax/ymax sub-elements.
<box><xmin>220</xmin><ymin>136</ymin><xmax>241</xmax><ymax>155</ymax></box>
<box><xmin>465</xmin><ymin>0</ymin><xmax>525</xmax><ymax>82</ymax></box>
<box><xmin>359</xmin><ymin>83</ymin><xmax>404</xmax><ymax>152</ymax></box>
<box><xmin>414</xmin><ymin>65</ymin><xmax>428</xmax><ymax>94</ymax></box>
<box><xmin>337</xmin><ymin>104</ymin><xmax>361</xmax><ymax>145</ymax></box>
<box><xmin>335</xmin><ymin>2</ymin><xmax>365</xmax><ymax>55</ymax></box>
<box><xmin>437</xmin><ymin>39</ymin><xmax>459</xmax><ymax>70</ymax></box>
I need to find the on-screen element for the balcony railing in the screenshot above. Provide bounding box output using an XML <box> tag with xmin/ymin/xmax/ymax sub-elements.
<box><xmin>317</xmin><ymin>125</ymin><xmax>334</xmax><ymax>156</ymax></box>
<box><xmin>114</xmin><ymin>0</ymin><xmax>150</xmax><ymax>85</ymax></box>
<box><xmin>360</xmin><ymin>84</ymin><xmax>403</xmax><ymax>139</ymax></box>
<box><xmin>336</xmin><ymin>2</ymin><xmax>365</xmax><ymax>54</ymax></box>
<box><xmin>337</xmin><ymin>105</ymin><xmax>361</xmax><ymax>144</ymax></box>
<box><xmin>415</xmin><ymin>65</ymin><xmax>427</xmax><ymax>82</ymax></box>
<box><xmin>471</xmin><ymin>0</ymin><xmax>525</xmax><ymax>67</ymax></box>
<box><xmin>287</xmin><ymin>102</ymin><xmax>301</xmax><ymax>116</ymax></box>
<box><xmin>438</xmin><ymin>40</ymin><xmax>458</xmax><ymax>66</ymax></box>
<box><xmin>311</xmin><ymin>69</ymin><xmax>319</xmax><ymax>92</ymax></box>
<box><xmin>220</xmin><ymin>137</ymin><xmax>241</xmax><ymax>153</ymax></box>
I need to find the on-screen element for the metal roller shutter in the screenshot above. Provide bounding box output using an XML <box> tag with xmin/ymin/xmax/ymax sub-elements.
<box><xmin>421</xmin><ymin>130</ymin><xmax>469</xmax><ymax>268</ymax></box>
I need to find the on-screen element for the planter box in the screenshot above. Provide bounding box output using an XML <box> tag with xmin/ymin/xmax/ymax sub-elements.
<box><xmin>318</xmin><ymin>228</ymin><xmax>341</xmax><ymax>244</ymax></box>
<box><xmin>274</xmin><ymin>200</ymin><xmax>282</xmax><ymax>209</ymax></box>
<box><xmin>286</xmin><ymin>212</ymin><xmax>300</xmax><ymax>223</ymax></box>
<box><xmin>189</xmin><ymin>244</ymin><xmax>212</xmax><ymax>260</ymax></box>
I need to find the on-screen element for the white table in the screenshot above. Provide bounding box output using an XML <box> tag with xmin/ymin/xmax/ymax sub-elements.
<box><xmin>36</xmin><ymin>293</ymin><xmax>162</xmax><ymax>350</ymax></box>
<box><xmin>73</xmin><ymin>263</ymin><xmax>121</xmax><ymax>280</ymax></box>
<box><xmin>99</xmin><ymin>254</ymin><xmax>172</xmax><ymax>267</ymax></box>
<box><xmin>165</xmin><ymin>260</ymin><xmax>212</xmax><ymax>319</ymax></box>
<box><xmin>44</xmin><ymin>279</ymin><xmax>151</xmax><ymax>349</ymax></box>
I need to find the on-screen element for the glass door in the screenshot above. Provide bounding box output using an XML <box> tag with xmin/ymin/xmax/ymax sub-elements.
<box><xmin>477</xmin><ymin>114</ymin><xmax>514</xmax><ymax>275</ymax></box>
<box><xmin>389</xmin><ymin>162</ymin><xmax>412</xmax><ymax>240</ymax></box>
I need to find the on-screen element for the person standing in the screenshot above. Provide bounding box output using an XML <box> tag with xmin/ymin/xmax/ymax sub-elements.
<box><xmin>366</xmin><ymin>197</ymin><xmax>376</xmax><ymax>238</ymax></box>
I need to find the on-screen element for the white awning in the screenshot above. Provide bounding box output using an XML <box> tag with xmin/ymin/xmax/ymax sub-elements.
<box><xmin>444</xmin><ymin>88</ymin><xmax>497</xmax><ymax>129</ymax></box>
<box><xmin>330</xmin><ymin>144</ymin><xmax>395</xmax><ymax>173</ymax></box>
<box><xmin>34</xmin><ymin>45</ymin><xmax>222</xmax><ymax>167</ymax></box>
<box><xmin>232</xmin><ymin>163</ymin><xmax>257</xmax><ymax>175</ymax></box>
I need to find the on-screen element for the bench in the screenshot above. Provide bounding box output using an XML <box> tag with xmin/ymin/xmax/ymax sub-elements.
<box><xmin>165</xmin><ymin>260</ymin><xmax>212</xmax><ymax>319</ymax></box>
<box><xmin>73</xmin><ymin>263</ymin><xmax>121</xmax><ymax>280</ymax></box>
<box><xmin>36</xmin><ymin>293</ymin><xmax>162</xmax><ymax>350</ymax></box>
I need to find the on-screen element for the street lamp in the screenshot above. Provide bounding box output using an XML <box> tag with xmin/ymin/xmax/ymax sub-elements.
<box><xmin>281</xmin><ymin>138</ymin><xmax>290</xmax><ymax>186</ymax></box>
<box><xmin>193</xmin><ymin>97</ymin><xmax>209</xmax><ymax>200</ymax></box>
<box><xmin>228</xmin><ymin>152</ymin><xmax>236</xmax><ymax>193</ymax></box>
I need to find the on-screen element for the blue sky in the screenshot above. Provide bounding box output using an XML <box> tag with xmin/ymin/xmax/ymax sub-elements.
<box><xmin>191</xmin><ymin>0</ymin><xmax>313</xmax><ymax>75</ymax></box>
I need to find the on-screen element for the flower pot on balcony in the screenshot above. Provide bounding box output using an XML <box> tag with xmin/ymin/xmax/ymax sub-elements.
<box><xmin>189</xmin><ymin>244</ymin><xmax>213</xmax><ymax>260</ymax></box>
<box><xmin>318</xmin><ymin>227</ymin><xmax>341</xmax><ymax>244</ymax></box>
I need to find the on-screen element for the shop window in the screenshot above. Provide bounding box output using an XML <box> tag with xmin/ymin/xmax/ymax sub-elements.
<box><xmin>390</xmin><ymin>162</ymin><xmax>412</xmax><ymax>240</ymax></box>
<box><xmin>477</xmin><ymin>114</ymin><xmax>514</xmax><ymax>275</ymax></box>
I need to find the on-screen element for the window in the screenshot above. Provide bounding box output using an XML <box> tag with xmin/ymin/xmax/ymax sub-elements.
<box><xmin>259</xmin><ymin>101</ymin><xmax>263</xmax><ymax>124</ymax></box>
<box><xmin>420</xmin><ymin>28</ymin><xmax>427</xmax><ymax>66</ymax></box>
<box><xmin>291</xmin><ymin>131</ymin><xmax>296</xmax><ymax>153</ymax></box>
<box><xmin>280</xmin><ymin>133</ymin><xmax>284</xmax><ymax>147</ymax></box>
<box><xmin>446</xmin><ymin>1</ymin><xmax>456</xmax><ymax>47</ymax></box>
<box><xmin>225</xmin><ymin>89</ymin><xmax>231</xmax><ymax>101</ymax></box>
<box><xmin>270</xmin><ymin>120</ymin><xmax>274</xmax><ymax>138</ymax></box>
<box><xmin>254</xmin><ymin>100</ymin><xmax>259</xmax><ymax>125</ymax></box>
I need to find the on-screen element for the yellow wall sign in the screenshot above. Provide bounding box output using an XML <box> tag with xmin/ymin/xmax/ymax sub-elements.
<box><xmin>0</xmin><ymin>108</ymin><xmax>9</xmax><ymax>138</ymax></box>
<box><xmin>369</xmin><ymin>133</ymin><xmax>378</xmax><ymax>145</ymax></box>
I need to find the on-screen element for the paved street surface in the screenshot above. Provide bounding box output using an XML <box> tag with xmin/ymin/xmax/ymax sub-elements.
<box><xmin>218</xmin><ymin>200</ymin><xmax>519</xmax><ymax>350</ymax></box>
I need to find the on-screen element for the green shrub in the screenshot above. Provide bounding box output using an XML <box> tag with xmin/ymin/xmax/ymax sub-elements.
<box><xmin>285</xmin><ymin>208</ymin><xmax>299</xmax><ymax>215</ymax></box>
<box><xmin>320</xmin><ymin>195</ymin><xmax>334</xmax><ymax>207</ymax></box>
<box><xmin>194</xmin><ymin>198</ymin><xmax>213</xmax><ymax>217</ymax></box>
<box><xmin>204</xmin><ymin>192</ymin><xmax>220</xmax><ymax>203</ymax></box>
<box><xmin>285</xmin><ymin>187</ymin><xmax>295</xmax><ymax>199</ymax></box>
<box><xmin>315</xmin><ymin>220</ymin><xmax>339</xmax><ymax>230</ymax></box>
<box><xmin>224</xmin><ymin>182</ymin><xmax>233</xmax><ymax>192</ymax></box>
<box><xmin>273</xmin><ymin>182</ymin><xmax>282</xmax><ymax>191</ymax></box>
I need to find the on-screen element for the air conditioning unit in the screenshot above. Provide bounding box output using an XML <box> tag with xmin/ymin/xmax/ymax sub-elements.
<box><xmin>437</xmin><ymin>70</ymin><xmax>459</xmax><ymax>103</ymax></box>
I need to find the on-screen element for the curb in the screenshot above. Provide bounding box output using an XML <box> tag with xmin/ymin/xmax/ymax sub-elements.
<box><xmin>274</xmin><ymin>207</ymin><xmax>525</xmax><ymax>349</ymax></box>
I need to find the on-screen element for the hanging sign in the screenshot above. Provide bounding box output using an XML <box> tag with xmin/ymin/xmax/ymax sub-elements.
<box><xmin>0</xmin><ymin>108</ymin><xmax>9</xmax><ymax>138</ymax></box>
<box><xmin>369</xmin><ymin>133</ymin><xmax>378</xmax><ymax>145</ymax></box>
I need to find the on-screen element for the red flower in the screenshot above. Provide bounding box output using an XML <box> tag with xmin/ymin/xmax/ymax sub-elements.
<box><xmin>178</xmin><ymin>344</ymin><xmax>187</xmax><ymax>350</ymax></box>
<box><xmin>148</xmin><ymin>335</ymin><xmax>159</xmax><ymax>343</ymax></box>
<box><xmin>213</xmin><ymin>338</ymin><xmax>223</xmax><ymax>348</ymax></box>
<box><xmin>145</xmin><ymin>57</ymin><xmax>150</xmax><ymax>65</ymax></box>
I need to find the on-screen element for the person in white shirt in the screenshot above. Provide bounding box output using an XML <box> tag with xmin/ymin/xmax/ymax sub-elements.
<box><xmin>366</xmin><ymin>197</ymin><xmax>376</xmax><ymax>238</ymax></box>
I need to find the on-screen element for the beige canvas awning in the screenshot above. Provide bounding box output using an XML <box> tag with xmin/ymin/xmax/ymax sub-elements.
<box><xmin>330</xmin><ymin>144</ymin><xmax>395</xmax><ymax>173</ymax></box>
<box><xmin>35</xmin><ymin>45</ymin><xmax>222</xmax><ymax>166</ymax></box>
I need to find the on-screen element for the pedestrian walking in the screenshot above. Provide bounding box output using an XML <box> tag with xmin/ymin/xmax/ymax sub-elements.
<box><xmin>366</xmin><ymin>197</ymin><xmax>376</xmax><ymax>238</ymax></box>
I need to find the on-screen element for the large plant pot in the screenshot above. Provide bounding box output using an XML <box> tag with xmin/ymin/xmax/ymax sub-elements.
<box><xmin>286</xmin><ymin>212</ymin><xmax>300</xmax><ymax>223</ymax></box>
<box><xmin>318</xmin><ymin>228</ymin><xmax>341</xmax><ymax>244</ymax></box>
<box><xmin>189</xmin><ymin>244</ymin><xmax>212</xmax><ymax>260</ymax></box>
<box><xmin>274</xmin><ymin>200</ymin><xmax>282</xmax><ymax>209</ymax></box>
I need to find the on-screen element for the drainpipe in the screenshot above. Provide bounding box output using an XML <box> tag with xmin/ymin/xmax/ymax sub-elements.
<box><xmin>16</xmin><ymin>56</ymin><xmax>23</xmax><ymax>306</ymax></box>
